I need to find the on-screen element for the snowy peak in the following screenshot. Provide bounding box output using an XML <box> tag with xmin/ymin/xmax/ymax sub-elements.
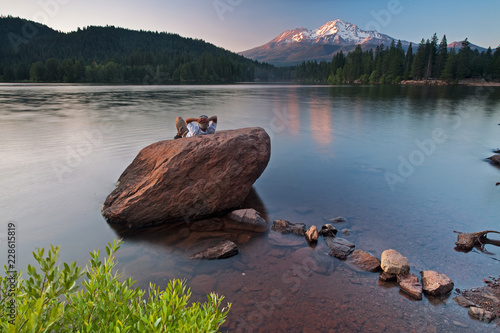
<box><xmin>271</xmin><ymin>27</ymin><xmax>309</xmax><ymax>43</ymax></box>
<box><xmin>270</xmin><ymin>19</ymin><xmax>399</xmax><ymax>46</ymax></box>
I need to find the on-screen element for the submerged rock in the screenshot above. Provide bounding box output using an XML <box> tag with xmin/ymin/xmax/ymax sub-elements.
<box><xmin>271</xmin><ymin>220</ymin><xmax>306</xmax><ymax>235</ymax></box>
<box><xmin>420</xmin><ymin>270</ymin><xmax>454</xmax><ymax>296</ymax></box>
<box><xmin>191</xmin><ymin>240</ymin><xmax>239</xmax><ymax>260</ymax></box>
<box><xmin>329</xmin><ymin>216</ymin><xmax>347</xmax><ymax>223</ymax></box>
<box><xmin>225</xmin><ymin>209</ymin><xmax>267</xmax><ymax>232</ymax></box>
<box><xmin>101</xmin><ymin>127</ymin><xmax>271</xmax><ymax>228</ymax></box>
<box><xmin>268</xmin><ymin>232</ymin><xmax>305</xmax><ymax>247</ymax></box>
<box><xmin>325</xmin><ymin>237</ymin><xmax>355</xmax><ymax>260</ymax></box>
<box><xmin>380</xmin><ymin>249</ymin><xmax>410</xmax><ymax>275</ymax></box>
<box><xmin>453</xmin><ymin>296</ymin><xmax>476</xmax><ymax>308</ymax></box>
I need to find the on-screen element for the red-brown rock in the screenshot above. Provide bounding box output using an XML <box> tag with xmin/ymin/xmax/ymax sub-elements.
<box><xmin>101</xmin><ymin>127</ymin><xmax>271</xmax><ymax>228</ymax></box>
<box><xmin>347</xmin><ymin>249</ymin><xmax>381</xmax><ymax>272</ymax></box>
<box><xmin>305</xmin><ymin>225</ymin><xmax>319</xmax><ymax>244</ymax></box>
<box><xmin>420</xmin><ymin>270</ymin><xmax>454</xmax><ymax>296</ymax></box>
<box><xmin>380</xmin><ymin>249</ymin><xmax>410</xmax><ymax>275</ymax></box>
<box><xmin>398</xmin><ymin>273</ymin><xmax>423</xmax><ymax>300</ymax></box>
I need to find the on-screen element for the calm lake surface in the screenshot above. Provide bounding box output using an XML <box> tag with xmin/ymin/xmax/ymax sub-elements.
<box><xmin>1</xmin><ymin>83</ymin><xmax>500</xmax><ymax>332</ymax></box>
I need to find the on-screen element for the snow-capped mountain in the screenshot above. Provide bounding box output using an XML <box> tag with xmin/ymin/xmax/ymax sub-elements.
<box><xmin>239</xmin><ymin>19</ymin><xmax>412</xmax><ymax>66</ymax></box>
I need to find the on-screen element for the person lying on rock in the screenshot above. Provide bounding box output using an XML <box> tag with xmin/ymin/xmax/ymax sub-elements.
<box><xmin>175</xmin><ymin>115</ymin><xmax>217</xmax><ymax>139</ymax></box>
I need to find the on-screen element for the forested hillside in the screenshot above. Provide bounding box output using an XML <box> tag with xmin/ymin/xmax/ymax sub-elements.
<box><xmin>0</xmin><ymin>16</ymin><xmax>278</xmax><ymax>83</ymax></box>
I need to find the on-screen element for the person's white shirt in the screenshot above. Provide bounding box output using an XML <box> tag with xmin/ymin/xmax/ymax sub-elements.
<box><xmin>186</xmin><ymin>122</ymin><xmax>217</xmax><ymax>137</ymax></box>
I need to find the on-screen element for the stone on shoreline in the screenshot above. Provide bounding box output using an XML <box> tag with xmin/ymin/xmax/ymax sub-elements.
<box><xmin>421</xmin><ymin>270</ymin><xmax>454</xmax><ymax>296</ymax></box>
<box><xmin>468</xmin><ymin>306</ymin><xmax>496</xmax><ymax>323</ymax></box>
<box><xmin>380</xmin><ymin>249</ymin><xmax>410</xmax><ymax>275</ymax></box>
<box><xmin>453</xmin><ymin>296</ymin><xmax>476</xmax><ymax>308</ymax></box>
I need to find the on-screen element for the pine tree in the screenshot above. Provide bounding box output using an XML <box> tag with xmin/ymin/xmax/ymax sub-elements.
<box><xmin>435</xmin><ymin>35</ymin><xmax>448</xmax><ymax>79</ymax></box>
<box><xmin>441</xmin><ymin>48</ymin><xmax>457</xmax><ymax>81</ymax></box>
<box><xmin>403</xmin><ymin>43</ymin><xmax>413</xmax><ymax>80</ymax></box>
<box><xmin>411</xmin><ymin>39</ymin><xmax>427</xmax><ymax>80</ymax></box>
<box><xmin>456</xmin><ymin>38</ymin><xmax>472</xmax><ymax>79</ymax></box>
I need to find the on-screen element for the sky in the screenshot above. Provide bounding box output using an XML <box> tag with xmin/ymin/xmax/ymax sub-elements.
<box><xmin>2</xmin><ymin>0</ymin><xmax>499</xmax><ymax>52</ymax></box>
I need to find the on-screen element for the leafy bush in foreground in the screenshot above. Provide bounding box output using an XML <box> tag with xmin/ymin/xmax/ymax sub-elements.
<box><xmin>0</xmin><ymin>240</ymin><xmax>230</xmax><ymax>332</ymax></box>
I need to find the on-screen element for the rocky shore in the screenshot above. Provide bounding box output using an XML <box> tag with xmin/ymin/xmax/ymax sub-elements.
<box><xmin>400</xmin><ymin>79</ymin><xmax>500</xmax><ymax>86</ymax></box>
<box><xmin>454</xmin><ymin>277</ymin><xmax>500</xmax><ymax>324</ymax></box>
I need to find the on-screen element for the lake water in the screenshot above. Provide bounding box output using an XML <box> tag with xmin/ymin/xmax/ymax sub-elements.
<box><xmin>1</xmin><ymin>83</ymin><xmax>500</xmax><ymax>332</ymax></box>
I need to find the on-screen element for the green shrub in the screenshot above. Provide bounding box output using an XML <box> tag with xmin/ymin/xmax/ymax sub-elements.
<box><xmin>0</xmin><ymin>240</ymin><xmax>230</xmax><ymax>332</ymax></box>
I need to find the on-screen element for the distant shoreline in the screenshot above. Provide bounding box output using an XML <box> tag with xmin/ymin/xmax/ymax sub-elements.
<box><xmin>400</xmin><ymin>79</ymin><xmax>500</xmax><ymax>87</ymax></box>
<box><xmin>1</xmin><ymin>80</ymin><xmax>499</xmax><ymax>87</ymax></box>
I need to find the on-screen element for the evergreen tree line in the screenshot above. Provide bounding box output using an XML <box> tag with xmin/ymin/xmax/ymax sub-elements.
<box><xmin>6</xmin><ymin>53</ymin><xmax>257</xmax><ymax>83</ymax></box>
<box><xmin>324</xmin><ymin>34</ymin><xmax>500</xmax><ymax>84</ymax></box>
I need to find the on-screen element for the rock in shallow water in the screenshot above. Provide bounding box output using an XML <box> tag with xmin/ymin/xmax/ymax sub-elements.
<box><xmin>380</xmin><ymin>249</ymin><xmax>410</xmax><ymax>275</ymax></box>
<box><xmin>319</xmin><ymin>224</ymin><xmax>337</xmax><ymax>237</ymax></box>
<box><xmin>468</xmin><ymin>306</ymin><xmax>496</xmax><ymax>323</ymax></box>
<box><xmin>347</xmin><ymin>249</ymin><xmax>381</xmax><ymax>272</ymax></box>
<box><xmin>325</xmin><ymin>237</ymin><xmax>355</xmax><ymax>260</ymax></box>
<box><xmin>329</xmin><ymin>216</ymin><xmax>347</xmax><ymax>223</ymax></box>
<box><xmin>271</xmin><ymin>220</ymin><xmax>306</xmax><ymax>235</ymax></box>
<box><xmin>190</xmin><ymin>240</ymin><xmax>239</xmax><ymax>260</ymax></box>
<box><xmin>101</xmin><ymin>127</ymin><xmax>271</xmax><ymax>228</ymax></box>
<box><xmin>226</xmin><ymin>208</ymin><xmax>268</xmax><ymax>232</ymax></box>
<box><xmin>420</xmin><ymin>270</ymin><xmax>454</xmax><ymax>296</ymax></box>
<box><xmin>268</xmin><ymin>232</ymin><xmax>305</xmax><ymax>247</ymax></box>
<box><xmin>398</xmin><ymin>273</ymin><xmax>423</xmax><ymax>300</ymax></box>
<box><xmin>305</xmin><ymin>225</ymin><xmax>319</xmax><ymax>244</ymax></box>
<box><xmin>453</xmin><ymin>296</ymin><xmax>476</xmax><ymax>308</ymax></box>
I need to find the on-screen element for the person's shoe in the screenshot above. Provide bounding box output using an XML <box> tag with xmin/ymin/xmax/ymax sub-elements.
<box><xmin>174</xmin><ymin>134</ymin><xmax>182</xmax><ymax>139</ymax></box>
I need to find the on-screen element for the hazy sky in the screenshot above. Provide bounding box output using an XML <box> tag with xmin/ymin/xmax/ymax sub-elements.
<box><xmin>2</xmin><ymin>0</ymin><xmax>499</xmax><ymax>52</ymax></box>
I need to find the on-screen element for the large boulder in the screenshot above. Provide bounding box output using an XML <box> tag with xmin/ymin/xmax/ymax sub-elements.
<box><xmin>102</xmin><ymin>127</ymin><xmax>271</xmax><ymax>228</ymax></box>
